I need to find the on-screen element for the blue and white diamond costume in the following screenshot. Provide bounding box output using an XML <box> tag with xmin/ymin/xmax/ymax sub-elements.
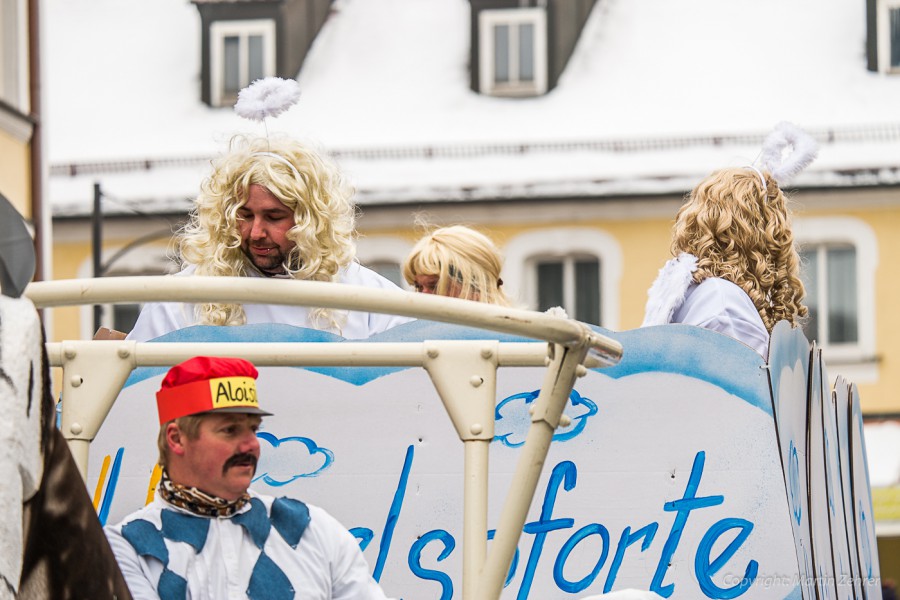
<box><xmin>105</xmin><ymin>490</ymin><xmax>391</xmax><ymax>600</ymax></box>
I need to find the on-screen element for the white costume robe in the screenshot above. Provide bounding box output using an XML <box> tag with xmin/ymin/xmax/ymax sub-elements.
<box><xmin>642</xmin><ymin>253</ymin><xmax>769</xmax><ymax>358</ymax></box>
<box><xmin>126</xmin><ymin>262</ymin><xmax>411</xmax><ymax>342</ymax></box>
<box><xmin>670</xmin><ymin>278</ymin><xmax>769</xmax><ymax>357</ymax></box>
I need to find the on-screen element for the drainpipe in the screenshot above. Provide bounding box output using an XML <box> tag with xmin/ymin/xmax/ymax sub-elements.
<box><xmin>28</xmin><ymin>0</ymin><xmax>45</xmax><ymax>282</ymax></box>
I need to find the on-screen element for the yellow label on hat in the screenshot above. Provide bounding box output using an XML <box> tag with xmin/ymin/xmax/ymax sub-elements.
<box><xmin>208</xmin><ymin>376</ymin><xmax>258</xmax><ymax>408</ymax></box>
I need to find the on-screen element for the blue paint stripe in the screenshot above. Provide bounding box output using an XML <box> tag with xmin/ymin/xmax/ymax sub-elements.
<box><xmin>123</xmin><ymin>320</ymin><xmax>777</xmax><ymax>416</ymax></box>
<box><xmin>97</xmin><ymin>446</ymin><xmax>124</xmax><ymax>526</ymax></box>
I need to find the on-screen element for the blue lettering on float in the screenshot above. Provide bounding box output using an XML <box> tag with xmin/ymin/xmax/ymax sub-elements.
<box><xmin>650</xmin><ymin>451</ymin><xmax>724</xmax><ymax>598</ymax></box>
<box><xmin>695</xmin><ymin>518</ymin><xmax>757</xmax><ymax>599</ymax></box>
<box><xmin>517</xmin><ymin>461</ymin><xmax>577</xmax><ymax>599</ymax></box>
<box><xmin>349</xmin><ymin>444</ymin><xmax>414</xmax><ymax>581</ymax></box>
<box><xmin>604</xmin><ymin>523</ymin><xmax>659</xmax><ymax>593</ymax></box>
<box><xmin>348</xmin><ymin>446</ymin><xmax>757</xmax><ymax>599</ymax></box>
<box><xmin>409</xmin><ymin>529</ymin><xmax>455</xmax><ymax>600</ymax></box>
<box><xmin>350</xmin><ymin>526</ymin><xmax>375</xmax><ymax>551</ymax></box>
<box><xmin>373</xmin><ymin>444</ymin><xmax>414</xmax><ymax>581</ymax></box>
<box><xmin>487</xmin><ymin>529</ymin><xmax>520</xmax><ymax>587</ymax></box>
<box><xmin>553</xmin><ymin>522</ymin><xmax>610</xmax><ymax>593</ymax></box>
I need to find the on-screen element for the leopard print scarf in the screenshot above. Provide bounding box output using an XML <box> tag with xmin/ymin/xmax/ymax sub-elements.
<box><xmin>158</xmin><ymin>469</ymin><xmax>250</xmax><ymax>518</ymax></box>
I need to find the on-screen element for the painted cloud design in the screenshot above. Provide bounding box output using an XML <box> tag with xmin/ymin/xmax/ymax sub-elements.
<box><xmin>254</xmin><ymin>432</ymin><xmax>334</xmax><ymax>486</ymax></box>
<box><xmin>494</xmin><ymin>388</ymin><xmax>597</xmax><ymax>448</ymax></box>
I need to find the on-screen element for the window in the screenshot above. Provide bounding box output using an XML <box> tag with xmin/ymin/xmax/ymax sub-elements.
<box><xmin>535</xmin><ymin>256</ymin><xmax>601</xmax><ymax>325</ymax></box>
<box><xmin>877</xmin><ymin>1</ymin><xmax>900</xmax><ymax>73</ymax></box>
<box><xmin>478</xmin><ymin>8</ymin><xmax>547</xmax><ymax>97</ymax></box>
<box><xmin>210</xmin><ymin>19</ymin><xmax>276</xmax><ymax>107</ymax></box>
<box><xmin>800</xmin><ymin>244</ymin><xmax>858</xmax><ymax>346</ymax></box>
<box><xmin>0</xmin><ymin>0</ymin><xmax>28</xmax><ymax>111</ymax></box>
<box><xmin>355</xmin><ymin>236</ymin><xmax>414</xmax><ymax>291</ymax></box>
<box><xmin>892</xmin><ymin>7</ymin><xmax>900</xmax><ymax>68</ymax></box>
<box><xmin>109</xmin><ymin>304</ymin><xmax>142</xmax><ymax>334</ymax></box>
<box><xmin>366</xmin><ymin>260</ymin><xmax>404</xmax><ymax>288</ymax></box>
<box><xmin>95</xmin><ymin>290</ymin><xmax>160</xmax><ymax>338</ymax></box>
<box><xmin>794</xmin><ymin>217</ymin><xmax>877</xmax><ymax>378</ymax></box>
<box><xmin>503</xmin><ymin>228</ymin><xmax>622</xmax><ymax>330</ymax></box>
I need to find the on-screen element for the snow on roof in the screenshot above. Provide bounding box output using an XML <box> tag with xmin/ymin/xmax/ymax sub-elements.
<box><xmin>44</xmin><ymin>0</ymin><xmax>900</xmax><ymax>215</ymax></box>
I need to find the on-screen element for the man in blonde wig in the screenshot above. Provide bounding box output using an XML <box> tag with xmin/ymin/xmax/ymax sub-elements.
<box><xmin>128</xmin><ymin>135</ymin><xmax>409</xmax><ymax>341</ymax></box>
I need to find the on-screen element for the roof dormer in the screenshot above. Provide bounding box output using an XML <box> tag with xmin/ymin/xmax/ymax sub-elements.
<box><xmin>192</xmin><ymin>0</ymin><xmax>333</xmax><ymax>107</ymax></box>
<box><xmin>469</xmin><ymin>0</ymin><xmax>598</xmax><ymax>97</ymax></box>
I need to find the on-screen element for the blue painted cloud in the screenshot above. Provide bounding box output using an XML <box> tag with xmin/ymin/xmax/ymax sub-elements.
<box><xmin>253</xmin><ymin>432</ymin><xmax>334</xmax><ymax>486</ymax></box>
<box><xmin>494</xmin><ymin>388</ymin><xmax>598</xmax><ymax>448</ymax></box>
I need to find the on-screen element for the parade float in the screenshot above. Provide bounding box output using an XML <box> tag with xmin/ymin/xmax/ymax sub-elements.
<box><xmin>12</xmin><ymin>274</ymin><xmax>881</xmax><ymax>600</ymax></box>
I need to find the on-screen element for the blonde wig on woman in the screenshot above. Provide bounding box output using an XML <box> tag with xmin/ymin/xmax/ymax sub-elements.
<box><xmin>672</xmin><ymin>167</ymin><xmax>807</xmax><ymax>332</ymax></box>
<box><xmin>402</xmin><ymin>225</ymin><xmax>510</xmax><ymax>306</ymax></box>
<box><xmin>178</xmin><ymin>134</ymin><xmax>357</xmax><ymax>332</ymax></box>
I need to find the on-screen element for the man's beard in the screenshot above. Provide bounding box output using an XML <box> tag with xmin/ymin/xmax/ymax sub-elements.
<box><xmin>241</xmin><ymin>244</ymin><xmax>288</xmax><ymax>276</ymax></box>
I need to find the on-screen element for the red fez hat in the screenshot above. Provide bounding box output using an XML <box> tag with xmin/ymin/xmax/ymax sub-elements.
<box><xmin>156</xmin><ymin>356</ymin><xmax>272</xmax><ymax>424</ymax></box>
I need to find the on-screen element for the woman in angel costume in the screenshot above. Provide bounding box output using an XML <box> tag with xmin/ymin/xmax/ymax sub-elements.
<box><xmin>641</xmin><ymin>122</ymin><xmax>815</xmax><ymax>358</ymax></box>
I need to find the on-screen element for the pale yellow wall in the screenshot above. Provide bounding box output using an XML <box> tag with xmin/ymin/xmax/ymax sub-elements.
<box><xmin>482</xmin><ymin>219</ymin><xmax>672</xmax><ymax>330</ymax></box>
<box><xmin>49</xmin><ymin>192</ymin><xmax>900</xmax><ymax>414</ymax></box>
<box><xmin>860</xmin><ymin>206</ymin><xmax>900</xmax><ymax>414</ymax></box>
<box><xmin>359</xmin><ymin>195</ymin><xmax>900</xmax><ymax>414</ymax></box>
<box><xmin>50</xmin><ymin>239</ymin><xmax>90</xmax><ymax>342</ymax></box>
<box><xmin>49</xmin><ymin>228</ymin><xmax>174</xmax><ymax>342</ymax></box>
<box><xmin>799</xmin><ymin>203</ymin><xmax>900</xmax><ymax>414</ymax></box>
<box><xmin>358</xmin><ymin>207</ymin><xmax>676</xmax><ymax>331</ymax></box>
<box><xmin>0</xmin><ymin>129</ymin><xmax>30</xmax><ymax>219</ymax></box>
<box><xmin>357</xmin><ymin>197</ymin><xmax>679</xmax><ymax>329</ymax></box>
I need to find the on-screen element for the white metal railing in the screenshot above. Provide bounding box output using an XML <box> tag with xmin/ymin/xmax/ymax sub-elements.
<box><xmin>26</xmin><ymin>276</ymin><xmax>623</xmax><ymax>600</ymax></box>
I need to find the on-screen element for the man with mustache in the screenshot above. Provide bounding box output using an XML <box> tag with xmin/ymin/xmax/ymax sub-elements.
<box><xmin>105</xmin><ymin>356</ymin><xmax>392</xmax><ymax>599</ymax></box>
<box><xmin>126</xmin><ymin>135</ymin><xmax>411</xmax><ymax>342</ymax></box>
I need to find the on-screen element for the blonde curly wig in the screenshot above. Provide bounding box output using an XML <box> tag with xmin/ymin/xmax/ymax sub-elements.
<box><xmin>402</xmin><ymin>225</ymin><xmax>511</xmax><ymax>306</ymax></box>
<box><xmin>672</xmin><ymin>167</ymin><xmax>807</xmax><ymax>332</ymax></box>
<box><xmin>178</xmin><ymin>134</ymin><xmax>357</xmax><ymax>332</ymax></box>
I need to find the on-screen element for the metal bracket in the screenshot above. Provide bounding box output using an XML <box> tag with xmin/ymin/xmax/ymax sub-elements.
<box><xmin>423</xmin><ymin>340</ymin><xmax>504</xmax><ymax>597</ymax></box>
<box><xmin>55</xmin><ymin>341</ymin><xmax>137</xmax><ymax>478</ymax></box>
<box><xmin>423</xmin><ymin>340</ymin><xmax>500</xmax><ymax>442</ymax></box>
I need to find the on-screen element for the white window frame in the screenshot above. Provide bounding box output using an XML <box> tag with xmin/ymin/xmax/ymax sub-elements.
<box><xmin>794</xmin><ymin>217</ymin><xmax>878</xmax><ymax>381</ymax></box>
<box><xmin>503</xmin><ymin>228</ymin><xmax>622</xmax><ymax>330</ymax></box>
<box><xmin>877</xmin><ymin>0</ymin><xmax>900</xmax><ymax>74</ymax></box>
<box><xmin>355</xmin><ymin>236</ymin><xmax>414</xmax><ymax>290</ymax></box>
<box><xmin>478</xmin><ymin>7</ymin><xmax>548</xmax><ymax>97</ymax></box>
<box><xmin>210</xmin><ymin>19</ymin><xmax>276</xmax><ymax>107</ymax></box>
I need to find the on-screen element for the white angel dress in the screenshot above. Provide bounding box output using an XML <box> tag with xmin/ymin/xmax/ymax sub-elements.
<box><xmin>641</xmin><ymin>253</ymin><xmax>769</xmax><ymax>358</ymax></box>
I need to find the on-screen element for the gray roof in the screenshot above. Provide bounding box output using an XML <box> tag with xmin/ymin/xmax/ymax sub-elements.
<box><xmin>45</xmin><ymin>0</ymin><xmax>900</xmax><ymax>216</ymax></box>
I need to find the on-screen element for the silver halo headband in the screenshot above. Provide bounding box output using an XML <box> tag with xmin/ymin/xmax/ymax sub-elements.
<box><xmin>745</xmin><ymin>165</ymin><xmax>767</xmax><ymax>192</ymax></box>
<box><xmin>251</xmin><ymin>151</ymin><xmax>302</xmax><ymax>180</ymax></box>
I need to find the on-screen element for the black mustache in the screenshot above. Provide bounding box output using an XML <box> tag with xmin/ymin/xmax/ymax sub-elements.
<box><xmin>223</xmin><ymin>452</ymin><xmax>258</xmax><ymax>475</ymax></box>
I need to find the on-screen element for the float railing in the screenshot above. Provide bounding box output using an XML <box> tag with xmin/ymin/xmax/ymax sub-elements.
<box><xmin>26</xmin><ymin>276</ymin><xmax>623</xmax><ymax>600</ymax></box>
